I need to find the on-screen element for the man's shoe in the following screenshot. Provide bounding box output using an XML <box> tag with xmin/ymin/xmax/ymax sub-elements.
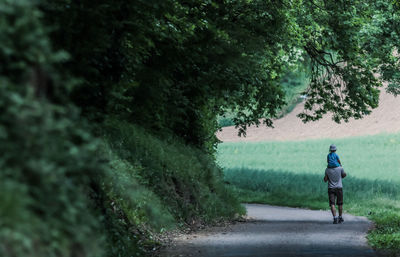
<box><xmin>338</xmin><ymin>217</ymin><xmax>344</xmax><ymax>224</ymax></box>
<box><xmin>333</xmin><ymin>217</ymin><xmax>338</xmax><ymax>224</ymax></box>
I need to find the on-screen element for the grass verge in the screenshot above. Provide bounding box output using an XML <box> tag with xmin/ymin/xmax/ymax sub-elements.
<box><xmin>96</xmin><ymin>118</ymin><xmax>245</xmax><ymax>256</ymax></box>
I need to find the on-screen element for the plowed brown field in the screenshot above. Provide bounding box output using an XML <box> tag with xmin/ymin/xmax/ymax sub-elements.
<box><xmin>217</xmin><ymin>89</ymin><xmax>400</xmax><ymax>142</ymax></box>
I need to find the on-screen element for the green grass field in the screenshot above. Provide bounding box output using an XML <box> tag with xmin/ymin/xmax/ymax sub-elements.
<box><xmin>217</xmin><ymin>133</ymin><xmax>400</xmax><ymax>250</ymax></box>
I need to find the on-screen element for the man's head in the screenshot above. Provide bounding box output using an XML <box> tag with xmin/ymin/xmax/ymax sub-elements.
<box><xmin>329</xmin><ymin>144</ymin><xmax>337</xmax><ymax>152</ymax></box>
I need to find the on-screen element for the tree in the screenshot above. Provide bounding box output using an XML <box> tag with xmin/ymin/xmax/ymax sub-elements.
<box><xmin>297</xmin><ymin>0</ymin><xmax>394</xmax><ymax>123</ymax></box>
<box><xmin>38</xmin><ymin>0</ymin><xmax>400</xmax><ymax>150</ymax></box>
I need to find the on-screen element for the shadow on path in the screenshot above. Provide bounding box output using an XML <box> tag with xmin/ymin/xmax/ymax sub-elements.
<box><xmin>161</xmin><ymin>204</ymin><xmax>383</xmax><ymax>257</ymax></box>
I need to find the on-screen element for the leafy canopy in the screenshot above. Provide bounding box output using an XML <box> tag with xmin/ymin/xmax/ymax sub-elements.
<box><xmin>39</xmin><ymin>0</ymin><xmax>400</xmax><ymax>145</ymax></box>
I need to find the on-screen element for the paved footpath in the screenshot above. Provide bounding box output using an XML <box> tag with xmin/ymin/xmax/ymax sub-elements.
<box><xmin>161</xmin><ymin>204</ymin><xmax>383</xmax><ymax>257</ymax></box>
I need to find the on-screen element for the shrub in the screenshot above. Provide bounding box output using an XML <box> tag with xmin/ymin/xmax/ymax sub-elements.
<box><xmin>103</xmin><ymin>118</ymin><xmax>244</xmax><ymax>223</ymax></box>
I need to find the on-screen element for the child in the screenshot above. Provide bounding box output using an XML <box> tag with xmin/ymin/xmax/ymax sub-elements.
<box><xmin>324</xmin><ymin>144</ymin><xmax>346</xmax><ymax>224</ymax></box>
<box><xmin>327</xmin><ymin>144</ymin><xmax>341</xmax><ymax>168</ymax></box>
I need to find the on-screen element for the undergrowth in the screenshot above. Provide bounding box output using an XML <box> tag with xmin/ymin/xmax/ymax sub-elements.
<box><xmin>102</xmin><ymin>118</ymin><xmax>244</xmax><ymax>226</ymax></box>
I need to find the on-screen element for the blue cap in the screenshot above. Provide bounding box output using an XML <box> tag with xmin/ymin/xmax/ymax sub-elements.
<box><xmin>329</xmin><ymin>144</ymin><xmax>337</xmax><ymax>151</ymax></box>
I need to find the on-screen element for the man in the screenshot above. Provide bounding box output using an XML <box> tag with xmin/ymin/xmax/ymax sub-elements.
<box><xmin>324</xmin><ymin>144</ymin><xmax>346</xmax><ymax>224</ymax></box>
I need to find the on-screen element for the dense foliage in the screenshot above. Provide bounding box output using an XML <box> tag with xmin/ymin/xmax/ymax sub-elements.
<box><xmin>39</xmin><ymin>0</ymin><xmax>400</xmax><ymax>141</ymax></box>
<box><xmin>39</xmin><ymin>0</ymin><xmax>295</xmax><ymax>144</ymax></box>
<box><xmin>3</xmin><ymin>0</ymin><xmax>400</xmax><ymax>256</ymax></box>
<box><xmin>0</xmin><ymin>1</ymin><xmax>104</xmax><ymax>256</ymax></box>
<box><xmin>0</xmin><ymin>1</ymin><xmax>242</xmax><ymax>256</ymax></box>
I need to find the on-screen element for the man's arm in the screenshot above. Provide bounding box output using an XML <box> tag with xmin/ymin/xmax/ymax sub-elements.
<box><xmin>324</xmin><ymin>174</ymin><xmax>328</xmax><ymax>182</ymax></box>
<box><xmin>341</xmin><ymin>167</ymin><xmax>346</xmax><ymax>178</ymax></box>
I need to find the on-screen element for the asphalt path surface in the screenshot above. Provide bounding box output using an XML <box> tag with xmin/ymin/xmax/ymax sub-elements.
<box><xmin>161</xmin><ymin>204</ymin><xmax>381</xmax><ymax>257</ymax></box>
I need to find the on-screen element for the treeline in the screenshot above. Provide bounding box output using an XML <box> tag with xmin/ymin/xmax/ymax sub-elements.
<box><xmin>0</xmin><ymin>1</ymin><xmax>246</xmax><ymax>256</ymax></box>
<box><xmin>38</xmin><ymin>0</ymin><xmax>293</xmax><ymax>145</ymax></box>
<box><xmin>1</xmin><ymin>0</ymin><xmax>400</xmax><ymax>256</ymax></box>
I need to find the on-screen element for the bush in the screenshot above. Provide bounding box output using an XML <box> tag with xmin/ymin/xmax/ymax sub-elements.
<box><xmin>0</xmin><ymin>1</ymin><xmax>105</xmax><ymax>256</ymax></box>
<box><xmin>0</xmin><ymin>84</ymin><xmax>106</xmax><ymax>257</ymax></box>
